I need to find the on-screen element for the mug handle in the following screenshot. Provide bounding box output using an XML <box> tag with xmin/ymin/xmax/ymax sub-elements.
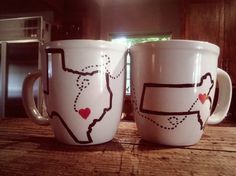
<box><xmin>22</xmin><ymin>71</ymin><xmax>50</xmax><ymax>125</ymax></box>
<box><xmin>207</xmin><ymin>68</ymin><xmax>232</xmax><ymax>124</ymax></box>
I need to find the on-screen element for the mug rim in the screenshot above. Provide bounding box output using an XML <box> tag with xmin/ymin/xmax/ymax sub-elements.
<box><xmin>44</xmin><ymin>39</ymin><xmax>127</xmax><ymax>51</ymax></box>
<box><xmin>130</xmin><ymin>39</ymin><xmax>220</xmax><ymax>54</ymax></box>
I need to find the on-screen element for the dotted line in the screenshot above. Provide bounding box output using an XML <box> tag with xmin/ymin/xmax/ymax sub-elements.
<box><xmin>131</xmin><ymin>83</ymin><xmax>176</xmax><ymax>130</ymax></box>
<box><xmin>189</xmin><ymin>98</ymin><xmax>198</xmax><ymax>112</ymax></box>
<box><xmin>107</xmin><ymin>66</ymin><xmax>126</xmax><ymax>80</ymax></box>
<box><xmin>73</xmin><ymin>53</ymin><xmax>125</xmax><ymax>113</ymax></box>
<box><xmin>166</xmin><ymin>98</ymin><xmax>199</xmax><ymax>128</ymax></box>
<box><xmin>168</xmin><ymin>116</ymin><xmax>179</xmax><ymax>126</ymax></box>
<box><xmin>80</xmin><ymin>54</ymin><xmax>125</xmax><ymax>80</ymax></box>
<box><xmin>81</xmin><ymin>54</ymin><xmax>110</xmax><ymax>72</ymax></box>
<box><xmin>74</xmin><ymin>54</ymin><xmax>110</xmax><ymax>113</ymax></box>
<box><xmin>102</xmin><ymin>54</ymin><xmax>126</xmax><ymax>80</ymax></box>
<box><xmin>74</xmin><ymin>78</ymin><xmax>90</xmax><ymax>112</ymax></box>
<box><xmin>131</xmin><ymin>82</ymin><xmax>200</xmax><ymax>130</ymax></box>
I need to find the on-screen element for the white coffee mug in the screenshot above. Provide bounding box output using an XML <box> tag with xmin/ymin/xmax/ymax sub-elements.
<box><xmin>22</xmin><ymin>40</ymin><xmax>127</xmax><ymax>145</ymax></box>
<box><xmin>130</xmin><ymin>40</ymin><xmax>232</xmax><ymax>146</ymax></box>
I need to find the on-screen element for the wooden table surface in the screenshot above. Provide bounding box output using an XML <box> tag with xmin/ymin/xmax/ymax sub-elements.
<box><xmin>0</xmin><ymin>117</ymin><xmax>236</xmax><ymax>176</ymax></box>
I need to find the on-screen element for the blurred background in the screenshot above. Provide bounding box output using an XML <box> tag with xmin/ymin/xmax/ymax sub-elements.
<box><xmin>0</xmin><ymin>0</ymin><xmax>235</xmax><ymax>119</ymax></box>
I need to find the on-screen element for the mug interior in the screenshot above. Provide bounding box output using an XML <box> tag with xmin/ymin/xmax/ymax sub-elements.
<box><xmin>130</xmin><ymin>39</ymin><xmax>219</xmax><ymax>54</ymax></box>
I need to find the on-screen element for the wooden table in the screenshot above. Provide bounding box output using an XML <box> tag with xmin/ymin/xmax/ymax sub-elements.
<box><xmin>0</xmin><ymin>118</ymin><xmax>236</xmax><ymax>176</ymax></box>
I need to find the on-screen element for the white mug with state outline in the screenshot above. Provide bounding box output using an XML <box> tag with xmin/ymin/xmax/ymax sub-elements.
<box><xmin>22</xmin><ymin>40</ymin><xmax>127</xmax><ymax>145</ymax></box>
<box><xmin>130</xmin><ymin>40</ymin><xmax>232</xmax><ymax>146</ymax></box>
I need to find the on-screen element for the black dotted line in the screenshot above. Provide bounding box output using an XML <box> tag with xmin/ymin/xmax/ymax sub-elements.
<box><xmin>107</xmin><ymin>66</ymin><xmax>126</xmax><ymax>80</ymax></box>
<box><xmin>189</xmin><ymin>98</ymin><xmax>198</xmax><ymax>112</ymax></box>
<box><xmin>131</xmin><ymin>82</ymin><xmax>200</xmax><ymax>130</ymax></box>
<box><xmin>168</xmin><ymin>116</ymin><xmax>179</xmax><ymax>126</ymax></box>
<box><xmin>167</xmin><ymin>115</ymin><xmax>187</xmax><ymax>128</ymax></box>
<box><xmin>73</xmin><ymin>54</ymin><xmax>110</xmax><ymax>113</ymax></box>
<box><xmin>81</xmin><ymin>54</ymin><xmax>110</xmax><ymax>72</ymax></box>
<box><xmin>131</xmin><ymin>83</ymin><xmax>176</xmax><ymax>130</ymax></box>
<box><xmin>73</xmin><ymin>78</ymin><xmax>90</xmax><ymax>112</ymax></box>
<box><xmin>80</xmin><ymin>54</ymin><xmax>125</xmax><ymax>80</ymax></box>
<box><xmin>103</xmin><ymin>54</ymin><xmax>125</xmax><ymax>80</ymax></box>
<box><xmin>73</xmin><ymin>53</ymin><xmax>125</xmax><ymax>114</ymax></box>
<box><xmin>166</xmin><ymin>98</ymin><xmax>199</xmax><ymax>127</ymax></box>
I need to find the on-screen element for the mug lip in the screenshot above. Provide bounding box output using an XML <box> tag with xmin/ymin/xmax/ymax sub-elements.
<box><xmin>130</xmin><ymin>39</ymin><xmax>220</xmax><ymax>54</ymax></box>
<box><xmin>44</xmin><ymin>39</ymin><xmax>127</xmax><ymax>51</ymax></box>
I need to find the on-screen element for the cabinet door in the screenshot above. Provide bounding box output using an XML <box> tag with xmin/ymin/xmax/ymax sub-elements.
<box><xmin>225</xmin><ymin>0</ymin><xmax>236</xmax><ymax>86</ymax></box>
<box><xmin>184</xmin><ymin>0</ymin><xmax>225</xmax><ymax>68</ymax></box>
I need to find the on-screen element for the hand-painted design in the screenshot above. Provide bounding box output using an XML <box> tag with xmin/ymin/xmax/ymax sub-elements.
<box><xmin>107</xmin><ymin>66</ymin><xmax>126</xmax><ymax>80</ymax></box>
<box><xmin>132</xmin><ymin>83</ymin><xmax>181</xmax><ymax>130</ymax></box>
<box><xmin>44</xmin><ymin>48</ymin><xmax>99</xmax><ymax>95</ymax></box>
<box><xmin>198</xmin><ymin>93</ymin><xmax>208</xmax><ymax>104</ymax></box>
<box><xmin>73</xmin><ymin>78</ymin><xmax>90</xmax><ymax>113</ymax></box>
<box><xmin>79</xmin><ymin>54</ymin><xmax>126</xmax><ymax>80</ymax></box>
<box><xmin>49</xmin><ymin>111</ymin><xmax>92</xmax><ymax>144</ymax></box>
<box><xmin>73</xmin><ymin>54</ymin><xmax>126</xmax><ymax>114</ymax></box>
<box><xmin>44</xmin><ymin>48</ymin><xmax>123</xmax><ymax>144</ymax></box>
<box><xmin>78</xmin><ymin>108</ymin><xmax>91</xmax><ymax>119</ymax></box>
<box><xmin>81</xmin><ymin>54</ymin><xmax>110</xmax><ymax>72</ymax></box>
<box><xmin>102</xmin><ymin>54</ymin><xmax>126</xmax><ymax>80</ymax></box>
<box><xmin>132</xmin><ymin>73</ymin><xmax>214</xmax><ymax>130</ymax></box>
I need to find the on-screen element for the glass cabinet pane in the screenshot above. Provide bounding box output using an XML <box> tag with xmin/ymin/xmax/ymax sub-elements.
<box><xmin>5</xmin><ymin>42</ymin><xmax>39</xmax><ymax>117</ymax></box>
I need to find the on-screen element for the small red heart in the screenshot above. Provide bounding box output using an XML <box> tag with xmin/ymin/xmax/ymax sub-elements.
<box><xmin>198</xmin><ymin>93</ymin><xmax>208</xmax><ymax>104</ymax></box>
<box><xmin>78</xmin><ymin>108</ymin><xmax>91</xmax><ymax>119</ymax></box>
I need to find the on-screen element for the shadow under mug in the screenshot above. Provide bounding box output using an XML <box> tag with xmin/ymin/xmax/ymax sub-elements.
<box><xmin>22</xmin><ymin>40</ymin><xmax>127</xmax><ymax>145</ymax></box>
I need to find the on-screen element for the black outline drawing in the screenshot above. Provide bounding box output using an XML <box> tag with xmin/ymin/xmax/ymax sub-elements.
<box><xmin>44</xmin><ymin>48</ymin><xmax>99</xmax><ymax>95</ymax></box>
<box><xmin>133</xmin><ymin>72</ymin><xmax>214</xmax><ymax>130</ymax></box>
<box><xmin>44</xmin><ymin>48</ymin><xmax>120</xmax><ymax>144</ymax></box>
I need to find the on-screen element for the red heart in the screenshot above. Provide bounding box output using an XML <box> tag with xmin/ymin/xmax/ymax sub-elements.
<box><xmin>198</xmin><ymin>93</ymin><xmax>208</xmax><ymax>104</ymax></box>
<box><xmin>78</xmin><ymin>108</ymin><xmax>91</xmax><ymax>119</ymax></box>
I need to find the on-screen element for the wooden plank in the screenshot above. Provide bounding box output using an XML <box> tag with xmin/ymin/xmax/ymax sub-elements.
<box><xmin>117</xmin><ymin>121</ymin><xmax>236</xmax><ymax>152</ymax></box>
<box><xmin>1</xmin><ymin>119</ymin><xmax>236</xmax><ymax>152</ymax></box>
<box><xmin>1</xmin><ymin>118</ymin><xmax>236</xmax><ymax>175</ymax></box>
<box><xmin>121</xmin><ymin>145</ymin><xmax>236</xmax><ymax>176</ymax></box>
<box><xmin>1</xmin><ymin>142</ymin><xmax>236</xmax><ymax>176</ymax></box>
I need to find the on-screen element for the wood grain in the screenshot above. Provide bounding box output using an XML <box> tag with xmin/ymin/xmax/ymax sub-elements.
<box><xmin>0</xmin><ymin>118</ymin><xmax>236</xmax><ymax>175</ymax></box>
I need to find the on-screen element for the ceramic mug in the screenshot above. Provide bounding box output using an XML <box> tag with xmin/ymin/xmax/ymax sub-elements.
<box><xmin>22</xmin><ymin>40</ymin><xmax>127</xmax><ymax>145</ymax></box>
<box><xmin>130</xmin><ymin>40</ymin><xmax>232</xmax><ymax>146</ymax></box>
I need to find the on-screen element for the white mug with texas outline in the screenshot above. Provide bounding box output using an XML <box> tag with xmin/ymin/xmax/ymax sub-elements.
<box><xmin>22</xmin><ymin>40</ymin><xmax>127</xmax><ymax>145</ymax></box>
